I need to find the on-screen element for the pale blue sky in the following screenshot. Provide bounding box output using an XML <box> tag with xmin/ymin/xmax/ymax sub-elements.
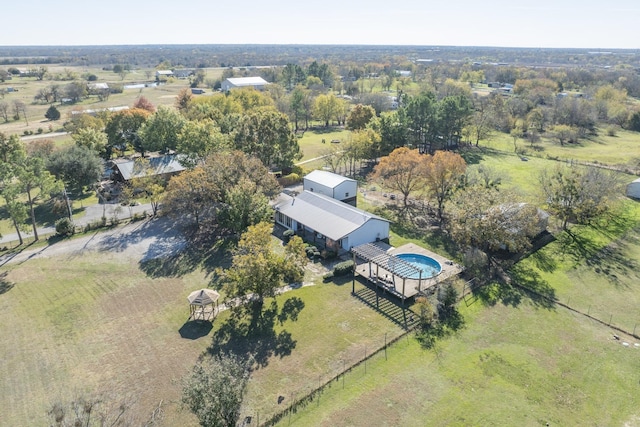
<box><xmin>1</xmin><ymin>0</ymin><xmax>638</xmax><ymax>48</ymax></box>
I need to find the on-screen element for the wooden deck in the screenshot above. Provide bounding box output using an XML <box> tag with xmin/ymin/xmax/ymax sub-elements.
<box><xmin>354</xmin><ymin>242</ymin><xmax>463</xmax><ymax>300</ymax></box>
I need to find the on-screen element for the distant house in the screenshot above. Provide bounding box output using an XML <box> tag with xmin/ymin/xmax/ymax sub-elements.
<box><xmin>220</xmin><ymin>76</ymin><xmax>269</xmax><ymax>91</ymax></box>
<box><xmin>274</xmin><ymin>191</ymin><xmax>390</xmax><ymax>252</ymax></box>
<box><xmin>173</xmin><ymin>69</ymin><xmax>195</xmax><ymax>79</ymax></box>
<box><xmin>396</xmin><ymin>70</ymin><xmax>412</xmax><ymax>77</ymax></box>
<box><xmin>155</xmin><ymin>70</ymin><xmax>173</xmax><ymax>80</ymax></box>
<box><xmin>88</xmin><ymin>82</ymin><xmax>109</xmax><ymax>91</ymax></box>
<box><xmin>108</xmin><ymin>154</ymin><xmax>186</xmax><ymax>183</ymax></box>
<box><xmin>627</xmin><ymin>178</ymin><xmax>640</xmax><ymax>199</ymax></box>
<box><xmin>303</xmin><ymin>170</ymin><xmax>357</xmax><ymax>206</ymax></box>
<box><xmin>87</xmin><ymin>82</ymin><xmax>109</xmax><ymax>95</ymax></box>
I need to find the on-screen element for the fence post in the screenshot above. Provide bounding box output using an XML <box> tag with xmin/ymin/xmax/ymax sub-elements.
<box><xmin>342</xmin><ymin>360</ymin><xmax>345</xmax><ymax>389</ymax></box>
<box><xmin>634</xmin><ymin>323</ymin><xmax>637</xmax><ymax>336</ymax></box>
<box><xmin>384</xmin><ymin>333</ymin><xmax>388</xmax><ymax>361</ymax></box>
<box><xmin>587</xmin><ymin>305</ymin><xmax>591</xmax><ymax>316</ymax></box>
<box><xmin>609</xmin><ymin>314</ymin><xmax>613</xmax><ymax>326</ymax></box>
<box><xmin>364</xmin><ymin>345</ymin><xmax>367</xmax><ymax>374</ymax></box>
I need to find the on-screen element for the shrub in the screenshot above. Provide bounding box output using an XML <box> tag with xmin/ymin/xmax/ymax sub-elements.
<box><xmin>322</xmin><ymin>271</ymin><xmax>334</xmax><ymax>282</ymax></box>
<box><xmin>279</xmin><ymin>173</ymin><xmax>301</xmax><ymax>187</ymax></box>
<box><xmin>283</xmin><ymin>229</ymin><xmax>295</xmax><ymax>243</ymax></box>
<box><xmin>321</xmin><ymin>250</ymin><xmax>337</xmax><ymax>260</ymax></box>
<box><xmin>333</xmin><ymin>260</ymin><xmax>355</xmax><ymax>276</ymax></box>
<box><xmin>55</xmin><ymin>217</ymin><xmax>75</xmax><ymax>237</ymax></box>
<box><xmin>37</xmin><ymin>128</ymin><xmax>43</xmax><ymax>134</ymax></box>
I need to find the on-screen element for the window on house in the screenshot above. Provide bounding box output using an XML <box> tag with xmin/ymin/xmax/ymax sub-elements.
<box><xmin>345</xmin><ymin>192</ymin><xmax>349</xmax><ymax>198</ymax></box>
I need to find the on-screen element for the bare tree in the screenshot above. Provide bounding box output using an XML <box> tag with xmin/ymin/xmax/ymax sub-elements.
<box><xmin>13</xmin><ymin>100</ymin><xmax>28</xmax><ymax>125</ymax></box>
<box><xmin>0</xmin><ymin>101</ymin><xmax>9</xmax><ymax>122</ymax></box>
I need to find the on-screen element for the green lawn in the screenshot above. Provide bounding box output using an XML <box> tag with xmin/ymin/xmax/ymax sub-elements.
<box><xmin>297</xmin><ymin>128</ymin><xmax>350</xmax><ymax>163</ymax></box>
<box><xmin>482</xmin><ymin>128</ymin><xmax>640</xmax><ymax>170</ymax></box>
<box><xmin>0</xmin><ymin>238</ymin><xmax>407</xmax><ymax>426</ymax></box>
<box><xmin>281</xmin><ymin>298</ymin><xmax>640</xmax><ymax>426</ymax></box>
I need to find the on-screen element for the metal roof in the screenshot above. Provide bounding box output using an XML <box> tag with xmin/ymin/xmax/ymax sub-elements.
<box><xmin>111</xmin><ymin>155</ymin><xmax>186</xmax><ymax>181</ymax></box>
<box><xmin>275</xmin><ymin>191</ymin><xmax>388</xmax><ymax>241</ymax></box>
<box><xmin>304</xmin><ymin>170</ymin><xmax>356</xmax><ymax>189</ymax></box>
<box><xmin>351</xmin><ymin>242</ymin><xmax>421</xmax><ymax>279</ymax></box>
<box><xmin>226</xmin><ymin>77</ymin><xmax>269</xmax><ymax>87</ymax></box>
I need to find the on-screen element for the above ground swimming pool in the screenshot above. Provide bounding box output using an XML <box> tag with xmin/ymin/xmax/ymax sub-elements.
<box><xmin>390</xmin><ymin>253</ymin><xmax>442</xmax><ymax>279</ymax></box>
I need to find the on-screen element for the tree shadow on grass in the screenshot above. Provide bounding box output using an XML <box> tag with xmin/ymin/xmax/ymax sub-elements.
<box><xmin>473</xmin><ymin>263</ymin><xmax>556</xmax><ymax>310</ymax></box>
<box><xmin>139</xmin><ymin>234</ymin><xmax>234</xmax><ymax>278</ymax></box>
<box><xmin>207</xmin><ymin>297</ymin><xmax>303</xmax><ymax>368</ymax></box>
<box><xmin>0</xmin><ymin>271</ymin><xmax>14</xmax><ymax>295</ymax></box>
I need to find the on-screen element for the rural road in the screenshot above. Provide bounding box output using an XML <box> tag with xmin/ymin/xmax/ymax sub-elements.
<box><xmin>0</xmin><ymin>200</ymin><xmax>154</xmax><ymax>246</ymax></box>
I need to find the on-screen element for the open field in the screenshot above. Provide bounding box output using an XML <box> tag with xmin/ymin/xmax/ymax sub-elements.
<box><xmin>0</xmin><ymin>230</ymin><xmax>407</xmax><ymax>426</ymax></box>
<box><xmin>482</xmin><ymin>129</ymin><xmax>640</xmax><ymax>172</ymax></box>
<box><xmin>282</xmin><ymin>297</ymin><xmax>640</xmax><ymax>426</ymax></box>
<box><xmin>0</xmin><ymin>65</ymin><xmax>223</xmax><ymax>136</ymax></box>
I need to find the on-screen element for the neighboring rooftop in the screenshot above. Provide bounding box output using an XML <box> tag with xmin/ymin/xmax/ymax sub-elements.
<box><xmin>225</xmin><ymin>76</ymin><xmax>269</xmax><ymax>87</ymax></box>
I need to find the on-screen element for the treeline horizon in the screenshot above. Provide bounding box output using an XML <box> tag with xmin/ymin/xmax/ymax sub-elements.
<box><xmin>0</xmin><ymin>44</ymin><xmax>639</xmax><ymax>69</ymax></box>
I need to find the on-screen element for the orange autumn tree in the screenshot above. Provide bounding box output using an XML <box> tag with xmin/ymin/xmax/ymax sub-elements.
<box><xmin>423</xmin><ymin>150</ymin><xmax>466</xmax><ymax>222</ymax></box>
<box><xmin>372</xmin><ymin>147</ymin><xmax>429</xmax><ymax>209</ymax></box>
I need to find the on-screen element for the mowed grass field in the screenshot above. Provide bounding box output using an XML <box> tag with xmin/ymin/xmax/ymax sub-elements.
<box><xmin>0</xmin><ymin>241</ymin><xmax>406</xmax><ymax>426</ymax></box>
<box><xmin>282</xmin><ymin>298</ymin><xmax>640</xmax><ymax>427</ymax></box>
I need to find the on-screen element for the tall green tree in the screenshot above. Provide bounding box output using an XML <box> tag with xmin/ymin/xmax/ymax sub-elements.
<box><xmin>72</xmin><ymin>127</ymin><xmax>108</xmax><ymax>158</ymax></box>
<box><xmin>220</xmin><ymin>222</ymin><xmax>287</xmax><ymax>305</ymax></box>
<box><xmin>233</xmin><ymin>109</ymin><xmax>300</xmax><ymax>170</ymax></box>
<box><xmin>313</xmin><ymin>93</ymin><xmax>342</xmax><ymax>127</ymax></box>
<box><xmin>217</xmin><ymin>178</ymin><xmax>273</xmax><ymax>235</ymax></box>
<box><xmin>176</xmin><ymin>119</ymin><xmax>228</xmax><ymax>169</ymax></box>
<box><xmin>539</xmin><ymin>164</ymin><xmax>620</xmax><ymax>230</ymax></box>
<box><xmin>403</xmin><ymin>92</ymin><xmax>438</xmax><ymax>153</ymax></box>
<box><xmin>346</xmin><ymin>104</ymin><xmax>376</xmax><ymax>131</ymax></box>
<box><xmin>139</xmin><ymin>106</ymin><xmax>187</xmax><ymax>153</ymax></box>
<box><xmin>46</xmin><ymin>145</ymin><xmax>103</xmax><ymax>195</ymax></box>
<box><xmin>182</xmin><ymin>353</ymin><xmax>251</xmax><ymax>427</ymax></box>
<box><xmin>104</xmin><ymin>108</ymin><xmax>151</xmax><ymax>158</ymax></box>
<box><xmin>16</xmin><ymin>155</ymin><xmax>58</xmax><ymax>241</ymax></box>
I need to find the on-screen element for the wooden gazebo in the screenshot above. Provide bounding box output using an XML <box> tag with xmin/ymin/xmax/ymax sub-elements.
<box><xmin>187</xmin><ymin>289</ymin><xmax>220</xmax><ymax>321</ymax></box>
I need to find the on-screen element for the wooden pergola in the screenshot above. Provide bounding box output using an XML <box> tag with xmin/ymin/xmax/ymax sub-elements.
<box><xmin>187</xmin><ymin>289</ymin><xmax>220</xmax><ymax>321</ymax></box>
<box><xmin>351</xmin><ymin>242</ymin><xmax>424</xmax><ymax>305</ymax></box>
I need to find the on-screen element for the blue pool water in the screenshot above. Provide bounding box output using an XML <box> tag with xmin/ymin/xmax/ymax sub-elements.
<box><xmin>392</xmin><ymin>253</ymin><xmax>442</xmax><ymax>279</ymax></box>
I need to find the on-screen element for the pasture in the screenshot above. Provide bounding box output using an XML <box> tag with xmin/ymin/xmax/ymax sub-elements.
<box><xmin>0</xmin><ymin>234</ymin><xmax>407</xmax><ymax>426</ymax></box>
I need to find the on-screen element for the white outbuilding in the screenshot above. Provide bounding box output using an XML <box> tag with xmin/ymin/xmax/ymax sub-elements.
<box><xmin>303</xmin><ymin>170</ymin><xmax>358</xmax><ymax>206</ymax></box>
<box><xmin>221</xmin><ymin>76</ymin><xmax>269</xmax><ymax>91</ymax></box>
<box><xmin>627</xmin><ymin>178</ymin><xmax>640</xmax><ymax>199</ymax></box>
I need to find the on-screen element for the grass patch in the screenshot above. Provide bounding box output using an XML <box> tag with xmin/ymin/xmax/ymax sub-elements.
<box><xmin>281</xmin><ymin>299</ymin><xmax>640</xmax><ymax>426</ymax></box>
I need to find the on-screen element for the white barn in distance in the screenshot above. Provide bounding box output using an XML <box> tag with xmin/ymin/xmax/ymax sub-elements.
<box><xmin>303</xmin><ymin>170</ymin><xmax>358</xmax><ymax>206</ymax></box>
<box><xmin>220</xmin><ymin>76</ymin><xmax>269</xmax><ymax>91</ymax></box>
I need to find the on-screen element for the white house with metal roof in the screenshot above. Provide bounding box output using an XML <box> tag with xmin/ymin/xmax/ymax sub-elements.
<box><xmin>303</xmin><ymin>170</ymin><xmax>358</xmax><ymax>206</ymax></box>
<box><xmin>221</xmin><ymin>76</ymin><xmax>269</xmax><ymax>91</ymax></box>
<box><xmin>274</xmin><ymin>190</ymin><xmax>389</xmax><ymax>252</ymax></box>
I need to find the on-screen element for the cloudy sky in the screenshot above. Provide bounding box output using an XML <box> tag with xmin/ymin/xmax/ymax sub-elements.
<box><xmin>2</xmin><ymin>0</ymin><xmax>638</xmax><ymax>49</ymax></box>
